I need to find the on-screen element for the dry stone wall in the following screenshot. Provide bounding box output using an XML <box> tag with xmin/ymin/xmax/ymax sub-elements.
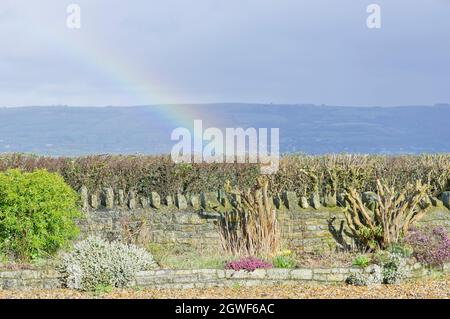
<box><xmin>77</xmin><ymin>187</ymin><xmax>450</xmax><ymax>252</ymax></box>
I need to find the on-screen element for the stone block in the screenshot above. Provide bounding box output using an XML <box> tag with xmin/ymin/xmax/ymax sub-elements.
<box><xmin>430</xmin><ymin>196</ymin><xmax>442</xmax><ymax>207</ymax></box>
<box><xmin>200</xmin><ymin>192</ymin><xmax>220</xmax><ymax>210</ymax></box>
<box><xmin>176</xmin><ymin>194</ymin><xmax>188</xmax><ymax>210</ymax></box>
<box><xmin>440</xmin><ymin>192</ymin><xmax>450</xmax><ymax>210</ymax></box>
<box><xmin>174</xmin><ymin>269</ymin><xmax>194</xmax><ymax>276</ymax></box>
<box><xmin>290</xmin><ymin>268</ymin><xmax>313</xmax><ymax>280</ymax></box>
<box><xmin>103</xmin><ymin>187</ymin><xmax>114</xmax><ymax>209</ymax></box>
<box><xmin>282</xmin><ymin>192</ymin><xmax>298</xmax><ymax>209</ymax></box>
<box><xmin>80</xmin><ymin>186</ymin><xmax>88</xmax><ymax>211</ymax></box>
<box><xmin>165</xmin><ymin>195</ymin><xmax>174</xmax><ymax>207</ymax></box>
<box><xmin>300</xmin><ymin>196</ymin><xmax>309</xmax><ymax>209</ymax></box>
<box><xmin>42</xmin><ymin>279</ymin><xmax>61</xmax><ymax>289</ymax></box>
<box><xmin>150</xmin><ymin>192</ymin><xmax>161</xmax><ymax>209</ymax></box>
<box><xmin>273</xmin><ymin>194</ymin><xmax>282</xmax><ymax>209</ymax></box>
<box><xmin>20</xmin><ymin>270</ymin><xmax>41</xmax><ymax>280</ymax></box>
<box><xmin>324</xmin><ymin>273</ymin><xmax>345</xmax><ymax>282</ymax></box>
<box><xmin>117</xmin><ymin>189</ymin><xmax>125</xmax><ymax>206</ymax></box>
<box><xmin>128</xmin><ymin>191</ymin><xmax>137</xmax><ymax>209</ymax></box>
<box><xmin>140</xmin><ymin>196</ymin><xmax>149</xmax><ymax>208</ymax></box>
<box><xmin>90</xmin><ymin>193</ymin><xmax>99</xmax><ymax>209</ymax></box>
<box><xmin>313</xmin><ymin>268</ymin><xmax>332</xmax><ymax>274</ymax></box>
<box><xmin>42</xmin><ymin>270</ymin><xmax>61</xmax><ymax>279</ymax></box>
<box><xmin>246</xmin><ymin>269</ymin><xmax>267</xmax><ymax>279</ymax></box>
<box><xmin>0</xmin><ymin>279</ymin><xmax>19</xmax><ymax>289</ymax></box>
<box><xmin>190</xmin><ymin>195</ymin><xmax>200</xmax><ymax>210</ymax></box>
<box><xmin>323</xmin><ymin>192</ymin><xmax>336</xmax><ymax>207</ymax></box>
<box><xmin>0</xmin><ymin>271</ymin><xmax>19</xmax><ymax>279</ymax></box>
<box><xmin>443</xmin><ymin>263</ymin><xmax>450</xmax><ymax>273</ymax></box>
<box><xmin>266</xmin><ymin>269</ymin><xmax>291</xmax><ymax>280</ymax></box>
<box><xmin>310</xmin><ymin>192</ymin><xmax>321</xmax><ymax>209</ymax></box>
<box><xmin>197</xmin><ymin>270</ymin><xmax>219</xmax><ymax>281</ymax></box>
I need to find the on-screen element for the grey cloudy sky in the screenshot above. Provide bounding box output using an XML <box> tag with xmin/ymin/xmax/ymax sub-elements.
<box><xmin>0</xmin><ymin>0</ymin><xmax>449</xmax><ymax>107</ymax></box>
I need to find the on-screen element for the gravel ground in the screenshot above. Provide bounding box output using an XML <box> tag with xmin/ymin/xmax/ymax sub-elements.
<box><xmin>0</xmin><ymin>276</ymin><xmax>449</xmax><ymax>299</ymax></box>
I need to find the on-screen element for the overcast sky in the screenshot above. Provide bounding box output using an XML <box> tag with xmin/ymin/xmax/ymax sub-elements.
<box><xmin>0</xmin><ymin>0</ymin><xmax>449</xmax><ymax>107</ymax></box>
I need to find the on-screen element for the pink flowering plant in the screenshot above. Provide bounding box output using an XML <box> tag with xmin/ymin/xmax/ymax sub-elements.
<box><xmin>225</xmin><ymin>256</ymin><xmax>272</xmax><ymax>272</ymax></box>
<box><xmin>404</xmin><ymin>226</ymin><xmax>450</xmax><ymax>267</ymax></box>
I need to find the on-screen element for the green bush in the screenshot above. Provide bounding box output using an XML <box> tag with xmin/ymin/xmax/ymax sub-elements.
<box><xmin>272</xmin><ymin>255</ymin><xmax>297</xmax><ymax>269</ymax></box>
<box><xmin>0</xmin><ymin>169</ymin><xmax>80</xmax><ymax>260</ymax></box>
<box><xmin>352</xmin><ymin>255</ymin><xmax>370</xmax><ymax>268</ymax></box>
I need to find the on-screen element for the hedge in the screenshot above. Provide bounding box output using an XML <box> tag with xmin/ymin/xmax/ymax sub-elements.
<box><xmin>0</xmin><ymin>154</ymin><xmax>449</xmax><ymax>198</ymax></box>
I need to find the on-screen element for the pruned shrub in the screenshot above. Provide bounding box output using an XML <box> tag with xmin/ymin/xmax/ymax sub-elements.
<box><xmin>404</xmin><ymin>226</ymin><xmax>450</xmax><ymax>266</ymax></box>
<box><xmin>224</xmin><ymin>256</ymin><xmax>272</xmax><ymax>272</ymax></box>
<box><xmin>1</xmin><ymin>153</ymin><xmax>449</xmax><ymax>199</ymax></box>
<box><xmin>58</xmin><ymin>237</ymin><xmax>157</xmax><ymax>291</ymax></box>
<box><xmin>0</xmin><ymin>169</ymin><xmax>80</xmax><ymax>261</ymax></box>
<box><xmin>343</xmin><ymin>180</ymin><xmax>430</xmax><ymax>251</ymax></box>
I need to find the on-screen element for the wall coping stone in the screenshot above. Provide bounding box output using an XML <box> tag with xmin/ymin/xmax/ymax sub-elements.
<box><xmin>78</xmin><ymin>186</ymin><xmax>450</xmax><ymax>213</ymax></box>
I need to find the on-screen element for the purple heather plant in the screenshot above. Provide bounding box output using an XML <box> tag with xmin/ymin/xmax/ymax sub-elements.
<box><xmin>404</xmin><ymin>226</ymin><xmax>450</xmax><ymax>266</ymax></box>
<box><xmin>224</xmin><ymin>256</ymin><xmax>272</xmax><ymax>272</ymax></box>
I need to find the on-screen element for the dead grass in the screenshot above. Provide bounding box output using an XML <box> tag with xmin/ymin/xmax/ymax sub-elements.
<box><xmin>295</xmin><ymin>251</ymin><xmax>363</xmax><ymax>268</ymax></box>
<box><xmin>147</xmin><ymin>243</ymin><xmax>233</xmax><ymax>269</ymax></box>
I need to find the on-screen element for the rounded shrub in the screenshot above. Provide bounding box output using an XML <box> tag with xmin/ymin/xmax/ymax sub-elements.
<box><xmin>58</xmin><ymin>237</ymin><xmax>157</xmax><ymax>291</ymax></box>
<box><xmin>0</xmin><ymin>169</ymin><xmax>80</xmax><ymax>260</ymax></box>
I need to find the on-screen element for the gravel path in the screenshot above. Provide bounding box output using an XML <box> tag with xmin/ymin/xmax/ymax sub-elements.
<box><xmin>1</xmin><ymin>276</ymin><xmax>449</xmax><ymax>299</ymax></box>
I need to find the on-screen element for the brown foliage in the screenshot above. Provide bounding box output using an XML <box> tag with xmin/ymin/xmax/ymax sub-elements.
<box><xmin>1</xmin><ymin>153</ymin><xmax>449</xmax><ymax>198</ymax></box>
<box><xmin>220</xmin><ymin>177</ymin><xmax>279</xmax><ymax>257</ymax></box>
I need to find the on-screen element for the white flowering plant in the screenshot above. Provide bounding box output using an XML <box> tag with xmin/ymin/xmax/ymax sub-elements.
<box><xmin>58</xmin><ymin>237</ymin><xmax>157</xmax><ymax>291</ymax></box>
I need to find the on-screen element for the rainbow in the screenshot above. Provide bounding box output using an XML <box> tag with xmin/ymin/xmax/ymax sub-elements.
<box><xmin>30</xmin><ymin>10</ymin><xmax>217</xmax><ymax>131</ymax></box>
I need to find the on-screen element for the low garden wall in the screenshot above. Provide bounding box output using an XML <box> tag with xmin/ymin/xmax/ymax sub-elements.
<box><xmin>77</xmin><ymin>187</ymin><xmax>450</xmax><ymax>252</ymax></box>
<box><xmin>1</xmin><ymin>263</ymin><xmax>449</xmax><ymax>290</ymax></box>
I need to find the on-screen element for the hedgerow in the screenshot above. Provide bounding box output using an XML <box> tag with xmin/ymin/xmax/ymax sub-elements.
<box><xmin>0</xmin><ymin>153</ymin><xmax>449</xmax><ymax>197</ymax></box>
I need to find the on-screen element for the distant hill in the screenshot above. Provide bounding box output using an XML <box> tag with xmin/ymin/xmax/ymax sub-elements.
<box><xmin>1</xmin><ymin>104</ymin><xmax>450</xmax><ymax>156</ymax></box>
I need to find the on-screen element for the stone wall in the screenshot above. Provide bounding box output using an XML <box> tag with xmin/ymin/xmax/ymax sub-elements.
<box><xmin>0</xmin><ymin>270</ymin><xmax>61</xmax><ymax>289</ymax></box>
<box><xmin>78</xmin><ymin>209</ymin><xmax>221</xmax><ymax>248</ymax></box>
<box><xmin>1</xmin><ymin>263</ymin><xmax>449</xmax><ymax>290</ymax></box>
<box><xmin>77</xmin><ymin>187</ymin><xmax>450</xmax><ymax>252</ymax></box>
